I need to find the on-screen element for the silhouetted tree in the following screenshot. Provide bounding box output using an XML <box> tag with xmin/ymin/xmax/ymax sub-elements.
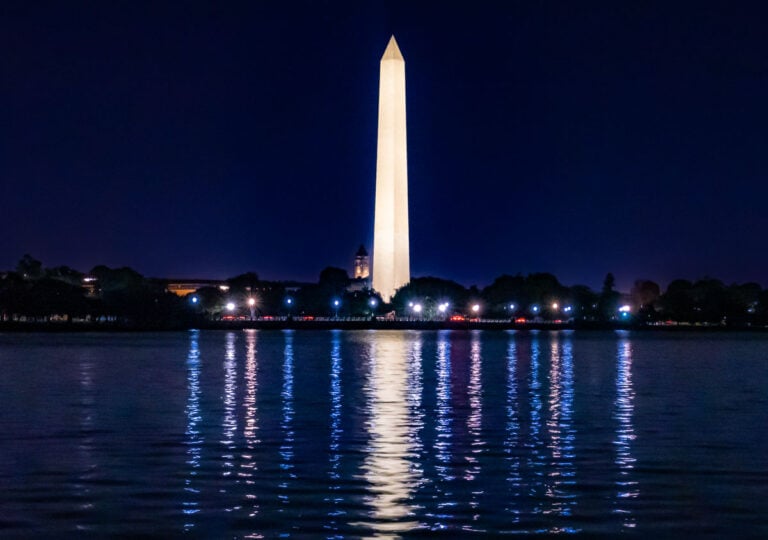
<box><xmin>598</xmin><ymin>272</ymin><xmax>621</xmax><ymax>320</ymax></box>
<box><xmin>392</xmin><ymin>277</ymin><xmax>469</xmax><ymax>316</ymax></box>
<box><xmin>631</xmin><ymin>280</ymin><xmax>661</xmax><ymax>322</ymax></box>
<box><xmin>661</xmin><ymin>279</ymin><xmax>694</xmax><ymax>321</ymax></box>
<box><xmin>16</xmin><ymin>254</ymin><xmax>43</xmax><ymax>280</ymax></box>
<box><xmin>569</xmin><ymin>284</ymin><xmax>599</xmax><ymax>320</ymax></box>
<box><xmin>226</xmin><ymin>272</ymin><xmax>260</xmax><ymax>294</ymax></box>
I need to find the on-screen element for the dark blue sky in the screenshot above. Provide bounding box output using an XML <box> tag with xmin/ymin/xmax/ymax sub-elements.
<box><xmin>2</xmin><ymin>1</ymin><xmax>767</xmax><ymax>291</ymax></box>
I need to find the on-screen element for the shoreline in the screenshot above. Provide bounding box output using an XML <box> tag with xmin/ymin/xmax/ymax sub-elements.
<box><xmin>2</xmin><ymin>320</ymin><xmax>767</xmax><ymax>333</ymax></box>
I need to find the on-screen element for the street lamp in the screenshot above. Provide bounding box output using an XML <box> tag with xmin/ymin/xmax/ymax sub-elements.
<box><xmin>369</xmin><ymin>298</ymin><xmax>378</xmax><ymax>318</ymax></box>
<box><xmin>285</xmin><ymin>296</ymin><xmax>294</xmax><ymax>319</ymax></box>
<box><xmin>332</xmin><ymin>298</ymin><xmax>340</xmax><ymax>318</ymax></box>
<box><xmin>226</xmin><ymin>301</ymin><xmax>235</xmax><ymax>312</ymax></box>
<box><xmin>248</xmin><ymin>297</ymin><xmax>256</xmax><ymax>320</ymax></box>
<box><xmin>412</xmin><ymin>303</ymin><xmax>422</xmax><ymax>317</ymax></box>
<box><xmin>472</xmin><ymin>304</ymin><xmax>480</xmax><ymax>318</ymax></box>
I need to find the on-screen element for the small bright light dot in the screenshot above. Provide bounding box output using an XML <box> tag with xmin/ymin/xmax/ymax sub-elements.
<box><xmin>226</xmin><ymin>302</ymin><xmax>235</xmax><ymax>311</ymax></box>
<box><xmin>191</xmin><ymin>296</ymin><xmax>198</xmax><ymax>304</ymax></box>
<box><xmin>413</xmin><ymin>303</ymin><xmax>422</xmax><ymax>314</ymax></box>
<box><xmin>370</xmin><ymin>298</ymin><xmax>377</xmax><ymax>307</ymax></box>
<box><xmin>438</xmin><ymin>304</ymin><xmax>447</xmax><ymax>313</ymax></box>
<box><xmin>619</xmin><ymin>305</ymin><xmax>631</xmax><ymax>313</ymax></box>
<box><xmin>333</xmin><ymin>299</ymin><xmax>340</xmax><ymax>307</ymax></box>
<box><xmin>552</xmin><ymin>303</ymin><xmax>559</xmax><ymax>310</ymax></box>
<box><xmin>286</xmin><ymin>298</ymin><xmax>293</xmax><ymax>305</ymax></box>
<box><xmin>509</xmin><ymin>304</ymin><xmax>515</xmax><ymax>310</ymax></box>
<box><xmin>472</xmin><ymin>304</ymin><xmax>480</xmax><ymax>313</ymax></box>
<box><xmin>248</xmin><ymin>298</ymin><xmax>256</xmax><ymax>307</ymax></box>
<box><xmin>408</xmin><ymin>301</ymin><xmax>414</xmax><ymax>307</ymax></box>
<box><xmin>532</xmin><ymin>305</ymin><xmax>539</xmax><ymax>313</ymax></box>
<box><xmin>564</xmin><ymin>305</ymin><xmax>572</xmax><ymax>312</ymax></box>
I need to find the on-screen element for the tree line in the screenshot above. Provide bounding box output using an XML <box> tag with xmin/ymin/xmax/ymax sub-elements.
<box><xmin>1</xmin><ymin>254</ymin><xmax>767</xmax><ymax>327</ymax></box>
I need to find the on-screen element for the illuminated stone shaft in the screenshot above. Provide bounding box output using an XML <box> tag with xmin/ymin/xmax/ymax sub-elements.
<box><xmin>373</xmin><ymin>35</ymin><xmax>410</xmax><ymax>301</ymax></box>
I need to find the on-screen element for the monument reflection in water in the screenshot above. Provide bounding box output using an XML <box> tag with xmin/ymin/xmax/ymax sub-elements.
<box><xmin>358</xmin><ymin>332</ymin><xmax>422</xmax><ymax>536</ymax></box>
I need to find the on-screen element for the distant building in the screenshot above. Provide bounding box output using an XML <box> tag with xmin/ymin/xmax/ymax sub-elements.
<box><xmin>347</xmin><ymin>245</ymin><xmax>371</xmax><ymax>292</ymax></box>
<box><xmin>164</xmin><ymin>279</ymin><xmax>228</xmax><ymax>297</ymax></box>
<box><xmin>81</xmin><ymin>275</ymin><xmax>99</xmax><ymax>298</ymax></box>
<box><xmin>354</xmin><ymin>245</ymin><xmax>370</xmax><ymax>279</ymax></box>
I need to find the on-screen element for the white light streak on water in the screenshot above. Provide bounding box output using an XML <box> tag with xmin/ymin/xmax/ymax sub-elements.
<box><xmin>614</xmin><ymin>333</ymin><xmax>639</xmax><ymax>528</ymax></box>
<box><xmin>183</xmin><ymin>329</ymin><xmax>202</xmax><ymax>530</ymax></box>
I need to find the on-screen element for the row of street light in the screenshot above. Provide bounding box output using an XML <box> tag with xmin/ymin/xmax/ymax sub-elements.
<box><xmin>190</xmin><ymin>295</ymin><xmax>381</xmax><ymax>319</ymax></box>
<box><xmin>191</xmin><ymin>293</ymin><xmax>632</xmax><ymax>320</ymax></box>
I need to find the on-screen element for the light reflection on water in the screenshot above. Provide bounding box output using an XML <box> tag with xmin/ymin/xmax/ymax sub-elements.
<box><xmin>325</xmin><ymin>329</ymin><xmax>344</xmax><ymax>538</ymax></box>
<box><xmin>183</xmin><ymin>329</ymin><xmax>202</xmax><ymax>530</ymax></box>
<box><xmin>358</xmin><ymin>332</ymin><xmax>422</xmax><ymax>537</ymax></box>
<box><xmin>241</xmin><ymin>329</ymin><xmax>260</xmax><ymax>525</ymax></box>
<box><xmin>279</xmin><ymin>330</ymin><xmax>295</xmax><ymax>514</ymax></box>
<box><xmin>75</xmin><ymin>352</ymin><xmax>96</xmax><ymax>531</ymax></box>
<box><xmin>614</xmin><ymin>332</ymin><xmax>639</xmax><ymax>527</ymax></box>
<box><xmin>2</xmin><ymin>329</ymin><xmax>766</xmax><ymax>537</ymax></box>
<box><xmin>504</xmin><ymin>332</ymin><xmax>521</xmax><ymax>521</ymax></box>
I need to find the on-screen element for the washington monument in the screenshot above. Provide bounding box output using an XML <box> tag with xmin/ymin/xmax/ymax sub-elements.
<box><xmin>372</xmin><ymin>35</ymin><xmax>410</xmax><ymax>302</ymax></box>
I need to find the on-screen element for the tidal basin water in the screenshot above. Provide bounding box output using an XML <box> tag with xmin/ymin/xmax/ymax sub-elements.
<box><xmin>1</xmin><ymin>330</ymin><xmax>767</xmax><ymax>538</ymax></box>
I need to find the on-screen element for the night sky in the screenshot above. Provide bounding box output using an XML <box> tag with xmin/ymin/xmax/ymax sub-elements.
<box><xmin>2</xmin><ymin>1</ymin><xmax>767</xmax><ymax>291</ymax></box>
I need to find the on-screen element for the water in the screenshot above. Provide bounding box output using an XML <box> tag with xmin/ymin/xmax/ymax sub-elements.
<box><xmin>0</xmin><ymin>329</ymin><xmax>766</xmax><ymax>538</ymax></box>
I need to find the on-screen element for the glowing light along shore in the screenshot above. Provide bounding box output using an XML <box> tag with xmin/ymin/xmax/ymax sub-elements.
<box><xmin>372</xmin><ymin>36</ymin><xmax>410</xmax><ymax>302</ymax></box>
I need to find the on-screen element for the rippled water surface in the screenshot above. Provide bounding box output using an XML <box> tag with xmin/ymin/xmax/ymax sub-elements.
<box><xmin>1</xmin><ymin>329</ymin><xmax>767</xmax><ymax>537</ymax></box>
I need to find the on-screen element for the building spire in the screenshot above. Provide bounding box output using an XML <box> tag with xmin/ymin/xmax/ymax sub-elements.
<box><xmin>381</xmin><ymin>35</ymin><xmax>404</xmax><ymax>61</ymax></box>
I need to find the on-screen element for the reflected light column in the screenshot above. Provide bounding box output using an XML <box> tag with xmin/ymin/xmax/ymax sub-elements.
<box><xmin>75</xmin><ymin>353</ymin><xmax>97</xmax><ymax>532</ymax></box>
<box><xmin>359</xmin><ymin>333</ymin><xmax>420</xmax><ymax>538</ymax></box>
<box><xmin>241</xmin><ymin>329</ymin><xmax>260</xmax><ymax>524</ymax></box>
<box><xmin>221</xmin><ymin>332</ymin><xmax>238</xmax><ymax>479</ymax></box>
<box><xmin>183</xmin><ymin>329</ymin><xmax>203</xmax><ymax>531</ymax></box>
<box><xmin>433</xmin><ymin>330</ymin><xmax>455</xmax><ymax>527</ymax></box>
<box><xmin>614</xmin><ymin>334</ymin><xmax>638</xmax><ymax>528</ymax></box>
<box><xmin>326</xmin><ymin>330</ymin><xmax>344</xmax><ymax>537</ymax></box>
<box><xmin>279</xmin><ymin>330</ymin><xmax>296</xmax><ymax>513</ymax></box>
<box><xmin>544</xmin><ymin>333</ymin><xmax>577</xmax><ymax>531</ymax></box>
<box><xmin>527</xmin><ymin>332</ymin><xmax>544</xmax><ymax>515</ymax></box>
<box><xmin>504</xmin><ymin>333</ymin><xmax>521</xmax><ymax>520</ymax></box>
<box><xmin>466</xmin><ymin>330</ymin><xmax>484</xmax><ymax>521</ymax></box>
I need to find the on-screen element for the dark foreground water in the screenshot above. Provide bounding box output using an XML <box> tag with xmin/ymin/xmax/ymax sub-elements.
<box><xmin>0</xmin><ymin>330</ymin><xmax>766</xmax><ymax>538</ymax></box>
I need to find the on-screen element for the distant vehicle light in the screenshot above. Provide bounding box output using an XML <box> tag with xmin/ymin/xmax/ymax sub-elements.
<box><xmin>618</xmin><ymin>305</ymin><xmax>631</xmax><ymax>313</ymax></box>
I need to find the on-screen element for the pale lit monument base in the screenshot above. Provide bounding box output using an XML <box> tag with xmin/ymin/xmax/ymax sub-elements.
<box><xmin>372</xmin><ymin>36</ymin><xmax>410</xmax><ymax>302</ymax></box>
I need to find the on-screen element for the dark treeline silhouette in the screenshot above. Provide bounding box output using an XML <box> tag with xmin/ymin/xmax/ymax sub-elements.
<box><xmin>1</xmin><ymin>255</ymin><xmax>767</xmax><ymax>327</ymax></box>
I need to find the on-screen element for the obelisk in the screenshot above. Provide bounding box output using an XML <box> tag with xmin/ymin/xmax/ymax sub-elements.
<box><xmin>372</xmin><ymin>35</ymin><xmax>410</xmax><ymax>302</ymax></box>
